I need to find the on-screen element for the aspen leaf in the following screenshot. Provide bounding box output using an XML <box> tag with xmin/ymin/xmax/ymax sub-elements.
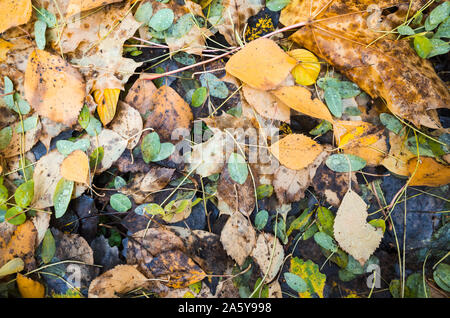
<box><xmin>334</xmin><ymin>190</ymin><xmax>383</xmax><ymax>266</ymax></box>
<box><xmin>225</xmin><ymin>38</ymin><xmax>297</xmax><ymax>90</ymax></box>
<box><xmin>270</xmin><ymin>134</ymin><xmax>323</xmax><ymax>170</ymax></box>
<box><xmin>242</xmin><ymin>85</ymin><xmax>291</xmax><ymax>123</ymax></box>
<box><xmin>251</xmin><ymin>233</ymin><xmax>284</xmax><ymax>281</ymax></box>
<box><xmin>382</xmin><ymin>132</ymin><xmax>417</xmax><ymax>176</ymax></box>
<box><xmin>0</xmin><ymin>0</ymin><xmax>32</xmax><ymax>33</ymax></box>
<box><xmin>0</xmin><ymin>39</ymin><xmax>13</xmax><ymax>62</ymax></box>
<box><xmin>288</xmin><ymin>49</ymin><xmax>321</xmax><ymax>86</ymax></box>
<box><xmin>407</xmin><ymin>157</ymin><xmax>450</xmax><ymax>187</ymax></box>
<box><xmin>16</xmin><ymin>273</ymin><xmax>45</xmax><ymax>298</ymax></box>
<box><xmin>60</xmin><ymin>150</ymin><xmax>89</xmax><ymax>184</ymax></box>
<box><xmin>289</xmin><ymin>257</ymin><xmax>326</xmax><ymax>298</ymax></box>
<box><xmin>93</xmin><ymin>88</ymin><xmax>121</xmax><ymax>126</ymax></box>
<box><xmin>110</xmin><ymin>102</ymin><xmax>143</xmax><ymax>149</ymax></box>
<box><xmin>272</xmin><ymin>86</ymin><xmax>333</xmax><ymax>122</ymax></box>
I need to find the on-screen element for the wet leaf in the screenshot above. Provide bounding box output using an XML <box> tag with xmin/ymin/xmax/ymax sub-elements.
<box><xmin>40</xmin><ymin>229</ymin><xmax>55</xmax><ymax>264</ymax></box>
<box><xmin>141</xmin><ymin>132</ymin><xmax>161</xmax><ymax>163</ymax></box>
<box><xmin>149</xmin><ymin>8</ymin><xmax>174</xmax><ymax>31</ymax></box>
<box><xmin>0</xmin><ymin>258</ymin><xmax>24</xmax><ymax>278</ymax></box>
<box><xmin>227</xmin><ymin>152</ymin><xmax>248</xmax><ymax>185</ymax></box>
<box><xmin>34</xmin><ymin>20</ymin><xmax>47</xmax><ymax>50</ymax></box>
<box><xmin>191</xmin><ymin>87</ymin><xmax>207</xmax><ymax>107</ymax></box>
<box><xmin>314</xmin><ymin>232</ymin><xmax>338</xmax><ymax>252</ymax></box>
<box><xmin>254</xmin><ymin>210</ymin><xmax>269</xmax><ymax>230</ymax></box>
<box><xmin>325</xmin><ymin>154</ymin><xmax>366</xmax><ymax>172</ymax></box>
<box><xmin>284</xmin><ymin>272</ymin><xmax>308</xmax><ymax>293</ymax></box>
<box><xmin>380</xmin><ymin>113</ymin><xmax>403</xmax><ymax>135</ymax></box>
<box><xmin>199</xmin><ymin>73</ymin><xmax>229</xmax><ymax>99</ymax></box>
<box><xmin>56</xmin><ymin>139</ymin><xmax>91</xmax><ymax>156</ymax></box>
<box><xmin>433</xmin><ymin>263</ymin><xmax>450</xmax><ymax>292</ymax></box>
<box><xmin>15</xmin><ymin>116</ymin><xmax>38</xmax><ymax>134</ymax></box>
<box><xmin>289</xmin><ymin>257</ymin><xmax>326</xmax><ymax>298</ymax></box>
<box><xmin>134</xmin><ymin>2</ymin><xmax>153</xmax><ymax>24</ymax></box>
<box><xmin>5</xmin><ymin>206</ymin><xmax>26</xmax><ymax>225</ymax></box>
<box><xmin>110</xmin><ymin>194</ymin><xmax>132</xmax><ymax>213</ymax></box>
<box><xmin>15</xmin><ymin>179</ymin><xmax>34</xmax><ymax>208</ymax></box>
<box><xmin>53</xmin><ymin>178</ymin><xmax>74</xmax><ymax>218</ymax></box>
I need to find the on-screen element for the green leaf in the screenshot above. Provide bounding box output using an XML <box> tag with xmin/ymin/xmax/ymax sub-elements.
<box><xmin>85</xmin><ymin>116</ymin><xmax>102</xmax><ymax>136</ymax></box>
<box><xmin>433</xmin><ymin>263</ymin><xmax>450</xmax><ymax>292</ymax></box>
<box><xmin>13</xmin><ymin>94</ymin><xmax>31</xmax><ymax>115</ymax></box>
<box><xmin>149</xmin><ymin>8</ymin><xmax>174</xmax><ymax>31</ymax></box>
<box><xmin>429</xmin><ymin>1</ymin><xmax>450</xmax><ymax>26</ymax></box>
<box><xmin>144</xmin><ymin>203</ymin><xmax>165</xmax><ymax>216</ymax></box>
<box><xmin>56</xmin><ymin>139</ymin><xmax>91</xmax><ymax>156</ymax></box>
<box><xmin>0</xmin><ymin>258</ymin><xmax>24</xmax><ymax>278</ymax></box>
<box><xmin>15</xmin><ymin>116</ymin><xmax>38</xmax><ymax>134</ymax></box>
<box><xmin>5</xmin><ymin>206</ymin><xmax>25</xmax><ymax>225</ymax></box>
<box><xmin>266</xmin><ymin>0</ymin><xmax>291</xmax><ymax>12</ymax></box>
<box><xmin>313</xmin><ymin>232</ymin><xmax>338</xmax><ymax>252</ymax></box>
<box><xmin>309</xmin><ymin>120</ymin><xmax>332</xmax><ymax>136</ymax></box>
<box><xmin>316</xmin><ymin>206</ymin><xmax>334</xmax><ymax>237</ymax></box>
<box><xmin>324</xmin><ymin>87</ymin><xmax>342</xmax><ymax>117</ymax></box>
<box><xmin>191</xmin><ymin>87</ymin><xmax>207</xmax><ymax>107</ymax></box>
<box><xmin>89</xmin><ymin>147</ymin><xmax>104</xmax><ymax>170</ymax></box>
<box><xmin>189</xmin><ymin>281</ymin><xmax>202</xmax><ymax>294</ymax></box>
<box><xmin>338</xmin><ymin>269</ymin><xmax>357</xmax><ymax>282</ymax></box>
<box><xmin>256</xmin><ymin>184</ymin><xmax>273</xmax><ymax>200</ymax></box>
<box><xmin>275</xmin><ymin>218</ymin><xmax>288</xmax><ymax>244</ymax></box>
<box><xmin>110</xmin><ymin>194</ymin><xmax>132</xmax><ymax>212</ymax></box>
<box><xmin>40</xmin><ymin>229</ymin><xmax>55</xmax><ymax>264</ymax></box>
<box><xmin>434</xmin><ymin>17</ymin><xmax>450</xmax><ymax>38</ymax></box>
<box><xmin>406</xmin><ymin>136</ymin><xmax>435</xmax><ymax>157</ymax></box>
<box><xmin>284</xmin><ymin>272</ymin><xmax>308</xmax><ymax>293</ymax></box>
<box><xmin>34</xmin><ymin>20</ymin><xmax>47</xmax><ymax>50</ymax></box>
<box><xmin>428</xmin><ymin>38</ymin><xmax>450</xmax><ymax>58</ymax></box>
<box><xmin>380</xmin><ymin>113</ymin><xmax>403</xmax><ymax>134</ymax></box>
<box><xmin>251</xmin><ymin>277</ymin><xmax>269</xmax><ymax>298</ymax></box>
<box><xmin>166</xmin><ymin>14</ymin><xmax>195</xmax><ymax>38</ymax></box>
<box><xmin>134</xmin><ymin>2</ymin><xmax>153</xmax><ymax>23</ymax></box>
<box><xmin>200</xmin><ymin>73</ymin><xmax>229</xmax><ymax>99</ymax></box>
<box><xmin>36</xmin><ymin>7</ymin><xmax>57</xmax><ymax>28</ymax></box>
<box><xmin>338</xmin><ymin>81</ymin><xmax>360</xmax><ymax>98</ymax></box>
<box><xmin>227</xmin><ymin>153</ymin><xmax>248</xmax><ymax>184</ymax></box>
<box><xmin>174</xmin><ymin>52</ymin><xmax>196</xmax><ymax>66</ymax></box>
<box><xmin>406</xmin><ymin>273</ymin><xmax>430</xmax><ymax>298</ymax></box>
<box><xmin>152</xmin><ymin>142</ymin><xmax>174</xmax><ymax>162</ymax></box>
<box><xmin>78</xmin><ymin>105</ymin><xmax>90</xmax><ymax>129</ymax></box>
<box><xmin>141</xmin><ymin>132</ymin><xmax>161</xmax><ymax>163</ymax></box>
<box><xmin>303</xmin><ymin>223</ymin><xmax>318</xmax><ymax>240</ymax></box>
<box><xmin>289</xmin><ymin>257</ymin><xmax>326</xmax><ymax>297</ymax></box>
<box><xmin>0</xmin><ymin>126</ymin><xmax>12</xmax><ymax>150</ymax></box>
<box><xmin>0</xmin><ymin>184</ymin><xmax>8</xmax><ymax>206</ymax></box>
<box><xmin>287</xmin><ymin>208</ymin><xmax>313</xmax><ymax>237</ymax></box>
<box><xmin>53</xmin><ymin>178</ymin><xmax>74</xmax><ymax>218</ymax></box>
<box><xmin>254</xmin><ymin>210</ymin><xmax>269</xmax><ymax>230</ymax></box>
<box><xmin>325</xmin><ymin>154</ymin><xmax>366</xmax><ymax>172</ymax></box>
<box><xmin>369</xmin><ymin>219</ymin><xmax>386</xmax><ymax>233</ymax></box>
<box><xmin>114</xmin><ymin>176</ymin><xmax>127</xmax><ymax>189</ymax></box>
<box><xmin>3</xmin><ymin>76</ymin><xmax>14</xmax><ymax>108</ymax></box>
<box><xmin>414</xmin><ymin>35</ymin><xmax>433</xmax><ymax>58</ymax></box>
<box><xmin>14</xmin><ymin>180</ymin><xmax>34</xmax><ymax>208</ymax></box>
<box><xmin>398</xmin><ymin>25</ymin><xmax>415</xmax><ymax>35</ymax></box>
<box><xmin>345</xmin><ymin>255</ymin><xmax>364</xmax><ymax>275</ymax></box>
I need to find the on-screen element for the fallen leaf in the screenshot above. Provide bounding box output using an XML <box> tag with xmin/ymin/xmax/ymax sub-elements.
<box><xmin>0</xmin><ymin>0</ymin><xmax>32</xmax><ymax>33</ymax></box>
<box><xmin>93</xmin><ymin>88</ymin><xmax>120</xmax><ymax>126</ymax></box>
<box><xmin>110</xmin><ymin>102</ymin><xmax>143</xmax><ymax>149</ymax></box>
<box><xmin>272</xmin><ymin>86</ymin><xmax>333</xmax><ymax>122</ymax></box>
<box><xmin>407</xmin><ymin>157</ymin><xmax>450</xmax><ymax>187</ymax></box>
<box><xmin>88</xmin><ymin>265</ymin><xmax>149</xmax><ymax>298</ymax></box>
<box><xmin>288</xmin><ymin>49</ymin><xmax>321</xmax><ymax>85</ymax></box>
<box><xmin>16</xmin><ymin>273</ymin><xmax>45</xmax><ymax>298</ymax></box>
<box><xmin>220</xmin><ymin>212</ymin><xmax>256</xmax><ymax>266</ymax></box>
<box><xmin>124</xmin><ymin>73</ymin><xmax>157</xmax><ymax>117</ymax></box>
<box><xmin>242</xmin><ymin>85</ymin><xmax>291</xmax><ymax>123</ymax></box>
<box><xmin>270</xmin><ymin>134</ymin><xmax>323</xmax><ymax>170</ymax></box>
<box><xmin>0</xmin><ymin>118</ymin><xmax>42</xmax><ymax>158</ymax></box>
<box><xmin>225</xmin><ymin>38</ymin><xmax>297</xmax><ymax>91</ymax></box>
<box><xmin>0</xmin><ymin>258</ymin><xmax>24</xmax><ymax>278</ymax></box>
<box><xmin>62</xmin><ymin>0</ymin><xmax>123</xmax><ymax>17</ymax></box>
<box><xmin>334</xmin><ymin>190</ymin><xmax>383</xmax><ymax>266</ymax></box>
<box><xmin>60</xmin><ymin>150</ymin><xmax>89</xmax><ymax>184</ymax></box>
<box><xmin>283</xmin><ymin>0</ymin><xmax>450</xmax><ymax>128</ymax></box>
<box><xmin>289</xmin><ymin>257</ymin><xmax>326</xmax><ymax>298</ymax></box>
<box><xmin>251</xmin><ymin>233</ymin><xmax>284</xmax><ymax>281</ymax></box>
<box><xmin>381</xmin><ymin>132</ymin><xmax>416</xmax><ymax>176</ymax></box>
<box><xmin>139</xmin><ymin>166</ymin><xmax>175</xmax><ymax>192</ymax></box>
<box><xmin>0</xmin><ymin>39</ymin><xmax>13</xmax><ymax>62</ymax></box>
<box><xmin>24</xmin><ymin>49</ymin><xmax>85</xmax><ymax>126</ymax></box>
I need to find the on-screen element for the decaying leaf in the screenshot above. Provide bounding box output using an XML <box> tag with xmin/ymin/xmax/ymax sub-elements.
<box><xmin>124</xmin><ymin>73</ymin><xmax>157</xmax><ymax>117</ymax></box>
<box><xmin>381</xmin><ymin>132</ymin><xmax>416</xmax><ymax>176</ymax></box>
<box><xmin>16</xmin><ymin>273</ymin><xmax>45</xmax><ymax>298</ymax></box>
<box><xmin>220</xmin><ymin>212</ymin><xmax>256</xmax><ymax>266</ymax></box>
<box><xmin>88</xmin><ymin>265</ymin><xmax>149</xmax><ymax>298</ymax></box>
<box><xmin>272</xmin><ymin>86</ymin><xmax>333</xmax><ymax>122</ymax></box>
<box><xmin>0</xmin><ymin>0</ymin><xmax>32</xmax><ymax>33</ymax></box>
<box><xmin>289</xmin><ymin>257</ymin><xmax>326</xmax><ymax>298</ymax></box>
<box><xmin>407</xmin><ymin>157</ymin><xmax>450</xmax><ymax>187</ymax></box>
<box><xmin>251</xmin><ymin>233</ymin><xmax>284</xmax><ymax>282</ymax></box>
<box><xmin>139</xmin><ymin>166</ymin><xmax>175</xmax><ymax>193</ymax></box>
<box><xmin>334</xmin><ymin>190</ymin><xmax>383</xmax><ymax>266</ymax></box>
<box><xmin>60</xmin><ymin>150</ymin><xmax>89</xmax><ymax>184</ymax></box>
<box><xmin>110</xmin><ymin>102</ymin><xmax>143</xmax><ymax>149</ymax></box>
<box><xmin>24</xmin><ymin>50</ymin><xmax>85</xmax><ymax>126</ymax></box>
<box><xmin>242</xmin><ymin>85</ymin><xmax>291</xmax><ymax>123</ymax></box>
<box><xmin>270</xmin><ymin>134</ymin><xmax>323</xmax><ymax>170</ymax></box>
<box><xmin>283</xmin><ymin>0</ymin><xmax>450</xmax><ymax>128</ymax></box>
<box><xmin>0</xmin><ymin>118</ymin><xmax>41</xmax><ymax>158</ymax></box>
<box><xmin>86</xmin><ymin>129</ymin><xmax>127</xmax><ymax>174</ymax></box>
<box><xmin>225</xmin><ymin>38</ymin><xmax>297</xmax><ymax>91</ymax></box>
<box><xmin>93</xmin><ymin>88</ymin><xmax>120</xmax><ymax>126</ymax></box>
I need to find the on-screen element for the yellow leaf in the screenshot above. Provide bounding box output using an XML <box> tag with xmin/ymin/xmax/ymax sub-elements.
<box><xmin>408</xmin><ymin>157</ymin><xmax>450</xmax><ymax>187</ymax></box>
<box><xmin>60</xmin><ymin>150</ymin><xmax>89</xmax><ymax>184</ymax></box>
<box><xmin>225</xmin><ymin>38</ymin><xmax>297</xmax><ymax>91</ymax></box>
<box><xmin>270</xmin><ymin>134</ymin><xmax>323</xmax><ymax>170</ymax></box>
<box><xmin>24</xmin><ymin>49</ymin><xmax>86</xmax><ymax>126</ymax></box>
<box><xmin>288</xmin><ymin>49</ymin><xmax>320</xmax><ymax>85</ymax></box>
<box><xmin>0</xmin><ymin>39</ymin><xmax>13</xmax><ymax>62</ymax></box>
<box><xmin>94</xmin><ymin>88</ymin><xmax>120</xmax><ymax>126</ymax></box>
<box><xmin>289</xmin><ymin>257</ymin><xmax>326</xmax><ymax>298</ymax></box>
<box><xmin>0</xmin><ymin>220</ymin><xmax>37</xmax><ymax>270</ymax></box>
<box><xmin>381</xmin><ymin>132</ymin><xmax>416</xmax><ymax>176</ymax></box>
<box><xmin>0</xmin><ymin>258</ymin><xmax>24</xmax><ymax>278</ymax></box>
<box><xmin>272</xmin><ymin>86</ymin><xmax>333</xmax><ymax>122</ymax></box>
<box><xmin>16</xmin><ymin>273</ymin><xmax>45</xmax><ymax>298</ymax></box>
<box><xmin>0</xmin><ymin>0</ymin><xmax>32</xmax><ymax>33</ymax></box>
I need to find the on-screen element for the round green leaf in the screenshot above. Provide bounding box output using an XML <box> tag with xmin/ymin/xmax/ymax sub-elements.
<box><xmin>15</xmin><ymin>116</ymin><xmax>38</xmax><ymax>134</ymax></box>
<box><xmin>380</xmin><ymin>113</ymin><xmax>403</xmax><ymax>134</ymax></box>
<box><xmin>166</xmin><ymin>14</ymin><xmax>195</xmax><ymax>38</ymax></box>
<box><xmin>152</xmin><ymin>142</ymin><xmax>174</xmax><ymax>162</ymax></box>
<box><xmin>110</xmin><ymin>193</ymin><xmax>132</xmax><ymax>212</ymax></box>
<box><xmin>14</xmin><ymin>180</ymin><xmax>34</xmax><ymax>208</ymax></box>
<box><xmin>429</xmin><ymin>1</ymin><xmax>450</xmax><ymax>26</ymax></box>
<box><xmin>284</xmin><ymin>272</ymin><xmax>308</xmax><ymax>293</ymax></box>
<box><xmin>34</xmin><ymin>20</ymin><xmax>47</xmax><ymax>50</ymax></box>
<box><xmin>0</xmin><ymin>126</ymin><xmax>12</xmax><ymax>150</ymax></box>
<box><xmin>199</xmin><ymin>73</ymin><xmax>229</xmax><ymax>99</ymax></box>
<box><xmin>227</xmin><ymin>152</ymin><xmax>248</xmax><ymax>184</ymax></box>
<box><xmin>135</xmin><ymin>2</ymin><xmax>153</xmax><ymax>23</ymax></box>
<box><xmin>40</xmin><ymin>229</ymin><xmax>55</xmax><ymax>264</ymax></box>
<box><xmin>174</xmin><ymin>52</ymin><xmax>196</xmax><ymax>65</ymax></box>
<box><xmin>56</xmin><ymin>139</ymin><xmax>91</xmax><ymax>156</ymax></box>
<box><xmin>433</xmin><ymin>263</ymin><xmax>450</xmax><ymax>292</ymax></box>
<box><xmin>256</xmin><ymin>184</ymin><xmax>273</xmax><ymax>200</ymax></box>
<box><xmin>85</xmin><ymin>116</ymin><xmax>102</xmax><ymax>136</ymax></box>
<box><xmin>114</xmin><ymin>176</ymin><xmax>127</xmax><ymax>189</ymax></box>
<box><xmin>325</xmin><ymin>154</ymin><xmax>366</xmax><ymax>172</ymax></box>
<box><xmin>314</xmin><ymin>232</ymin><xmax>338</xmax><ymax>252</ymax></box>
<box><xmin>191</xmin><ymin>87</ymin><xmax>207</xmax><ymax>107</ymax></box>
<box><xmin>5</xmin><ymin>206</ymin><xmax>25</xmax><ymax>225</ymax></box>
<box><xmin>13</xmin><ymin>94</ymin><xmax>31</xmax><ymax>115</ymax></box>
<box><xmin>53</xmin><ymin>178</ymin><xmax>74</xmax><ymax>218</ymax></box>
<box><xmin>414</xmin><ymin>35</ymin><xmax>433</xmax><ymax>58</ymax></box>
<box><xmin>141</xmin><ymin>132</ymin><xmax>161</xmax><ymax>163</ymax></box>
<box><xmin>266</xmin><ymin>0</ymin><xmax>291</xmax><ymax>11</ymax></box>
<box><xmin>149</xmin><ymin>8</ymin><xmax>174</xmax><ymax>31</ymax></box>
<box><xmin>324</xmin><ymin>87</ymin><xmax>342</xmax><ymax>117</ymax></box>
<box><xmin>255</xmin><ymin>210</ymin><xmax>269</xmax><ymax>230</ymax></box>
<box><xmin>397</xmin><ymin>25</ymin><xmax>415</xmax><ymax>36</ymax></box>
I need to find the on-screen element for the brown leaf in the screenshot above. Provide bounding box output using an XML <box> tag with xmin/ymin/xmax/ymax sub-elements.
<box><xmin>24</xmin><ymin>50</ymin><xmax>85</xmax><ymax>126</ymax></box>
<box><xmin>251</xmin><ymin>233</ymin><xmax>284</xmax><ymax>281</ymax></box>
<box><xmin>124</xmin><ymin>73</ymin><xmax>157</xmax><ymax>117</ymax></box>
<box><xmin>60</xmin><ymin>150</ymin><xmax>90</xmax><ymax>184</ymax></box>
<box><xmin>381</xmin><ymin>132</ymin><xmax>415</xmax><ymax>176</ymax></box>
<box><xmin>110</xmin><ymin>102</ymin><xmax>143</xmax><ymax>149</ymax></box>
<box><xmin>334</xmin><ymin>190</ymin><xmax>383</xmax><ymax>266</ymax></box>
<box><xmin>225</xmin><ymin>38</ymin><xmax>297</xmax><ymax>91</ymax></box>
<box><xmin>144</xmin><ymin>85</ymin><xmax>193</xmax><ymax>142</ymax></box>
<box><xmin>407</xmin><ymin>157</ymin><xmax>450</xmax><ymax>187</ymax></box>
<box><xmin>0</xmin><ymin>118</ymin><xmax>41</xmax><ymax>158</ymax></box>
<box><xmin>283</xmin><ymin>0</ymin><xmax>449</xmax><ymax>128</ymax></box>
<box><xmin>0</xmin><ymin>0</ymin><xmax>32</xmax><ymax>33</ymax></box>
<box><xmin>242</xmin><ymin>85</ymin><xmax>291</xmax><ymax>123</ymax></box>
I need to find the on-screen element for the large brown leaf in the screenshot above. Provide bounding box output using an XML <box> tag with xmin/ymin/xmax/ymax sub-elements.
<box><xmin>281</xmin><ymin>0</ymin><xmax>450</xmax><ymax>128</ymax></box>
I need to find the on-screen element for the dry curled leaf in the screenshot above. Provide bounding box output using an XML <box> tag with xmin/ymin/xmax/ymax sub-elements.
<box><xmin>407</xmin><ymin>157</ymin><xmax>450</xmax><ymax>187</ymax></box>
<box><xmin>0</xmin><ymin>0</ymin><xmax>32</xmax><ymax>33</ymax></box>
<box><xmin>283</xmin><ymin>0</ymin><xmax>450</xmax><ymax>128</ymax></box>
<box><xmin>270</xmin><ymin>134</ymin><xmax>323</xmax><ymax>171</ymax></box>
<box><xmin>334</xmin><ymin>190</ymin><xmax>383</xmax><ymax>266</ymax></box>
<box><xmin>110</xmin><ymin>102</ymin><xmax>143</xmax><ymax>149</ymax></box>
<box><xmin>60</xmin><ymin>150</ymin><xmax>90</xmax><ymax>184</ymax></box>
<box><xmin>24</xmin><ymin>50</ymin><xmax>85</xmax><ymax>126</ymax></box>
<box><xmin>225</xmin><ymin>38</ymin><xmax>297</xmax><ymax>91</ymax></box>
<box><xmin>220</xmin><ymin>212</ymin><xmax>256</xmax><ymax>266</ymax></box>
<box><xmin>251</xmin><ymin>233</ymin><xmax>284</xmax><ymax>282</ymax></box>
<box><xmin>381</xmin><ymin>132</ymin><xmax>415</xmax><ymax>176</ymax></box>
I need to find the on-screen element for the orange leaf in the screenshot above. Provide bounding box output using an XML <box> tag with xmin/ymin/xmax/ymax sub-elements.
<box><xmin>0</xmin><ymin>39</ymin><xmax>13</xmax><ymax>62</ymax></box>
<box><xmin>407</xmin><ymin>157</ymin><xmax>450</xmax><ymax>187</ymax></box>
<box><xmin>60</xmin><ymin>150</ymin><xmax>89</xmax><ymax>184</ymax></box>
<box><xmin>225</xmin><ymin>38</ymin><xmax>297</xmax><ymax>90</ymax></box>
<box><xmin>94</xmin><ymin>88</ymin><xmax>120</xmax><ymax>126</ymax></box>
<box><xmin>24</xmin><ymin>49</ymin><xmax>85</xmax><ymax>126</ymax></box>
<box><xmin>16</xmin><ymin>273</ymin><xmax>45</xmax><ymax>298</ymax></box>
<box><xmin>271</xmin><ymin>86</ymin><xmax>333</xmax><ymax>122</ymax></box>
<box><xmin>270</xmin><ymin>134</ymin><xmax>323</xmax><ymax>170</ymax></box>
<box><xmin>0</xmin><ymin>0</ymin><xmax>32</xmax><ymax>33</ymax></box>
